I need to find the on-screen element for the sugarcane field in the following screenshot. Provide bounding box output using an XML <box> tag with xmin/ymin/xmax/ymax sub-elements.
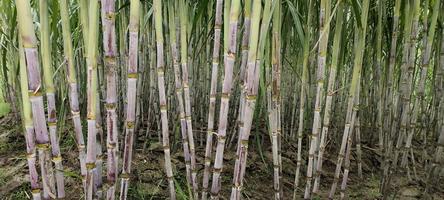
<box><xmin>1</xmin><ymin>0</ymin><xmax>444</xmax><ymax>199</ymax></box>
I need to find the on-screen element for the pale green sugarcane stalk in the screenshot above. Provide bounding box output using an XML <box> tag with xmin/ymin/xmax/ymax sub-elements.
<box><xmin>94</xmin><ymin>63</ymin><xmax>104</xmax><ymax>198</ymax></box>
<box><xmin>39</xmin><ymin>0</ymin><xmax>64</xmax><ymax>197</ymax></box>
<box><xmin>167</xmin><ymin>0</ymin><xmax>192</xmax><ymax>195</ymax></box>
<box><xmin>293</xmin><ymin>1</ymin><xmax>313</xmax><ymax>198</ymax></box>
<box><xmin>313</xmin><ymin>1</ymin><xmax>344</xmax><ymax>194</ymax></box>
<box><xmin>209</xmin><ymin>0</ymin><xmax>241</xmax><ymax>198</ymax></box>
<box><xmin>339</xmin><ymin>83</ymin><xmax>360</xmax><ymax>199</ymax></box>
<box><xmin>328</xmin><ymin>0</ymin><xmax>369</xmax><ymax>197</ymax></box>
<box><xmin>402</xmin><ymin>0</ymin><xmax>440</xmax><ymax>169</ymax></box>
<box><xmin>202</xmin><ymin>0</ymin><xmax>223</xmax><ymax>198</ymax></box>
<box><xmin>178</xmin><ymin>1</ymin><xmax>198</xmax><ymax>198</ymax></box>
<box><xmin>85</xmin><ymin>0</ymin><xmax>100</xmax><ymax>198</ymax></box>
<box><xmin>153</xmin><ymin>0</ymin><xmax>176</xmax><ymax>198</ymax></box>
<box><xmin>230</xmin><ymin>0</ymin><xmax>274</xmax><ymax>198</ymax></box>
<box><xmin>389</xmin><ymin>1</ymin><xmax>413</xmax><ymax>176</ymax></box>
<box><xmin>304</xmin><ymin>0</ymin><xmax>331</xmax><ymax>198</ymax></box>
<box><xmin>233</xmin><ymin>0</ymin><xmax>251</xmax><ymax>151</ymax></box>
<box><xmin>427</xmin><ymin>30</ymin><xmax>444</xmax><ymax>188</ymax></box>
<box><xmin>381</xmin><ymin>0</ymin><xmax>402</xmax><ymax>194</ymax></box>
<box><xmin>19</xmin><ymin>36</ymin><xmax>42</xmax><ymax>200</ymax></box>
<box><xmin>79</xmin><ymin>0</ymin><xmax>89</xmax><ymax>56</ymax></box>
<box><xmin>223</xmin><ymin>0</ymin><xmax>231</xmax><ymax>56</ymax></box>
<box><xmin>16</xmin><ymin>0</ymin><xmax>56</xmax><ymax>198</ymax></box>
<box><xmin>120</xmin><ymin>1</ymin><xmax>140</xmax><ymax>199</ymax></box>
<box><xmin>393</xmin><ymin>0</ymin><xmax>420</xmax><ymax>171</ymax></box>
<box><xmin>375</xmin><ymin>0</ymin><xmax>384</xmax><ymax>151</ymax></box>
<box><xmin>60</xmin><ymin>0</ymin><xmax>87</xmax><ymax>186</ymax></box>
<box><xmin>355</xmin><ymin>116</ymin><xmax>362</xmax><ymax>178</ymax></box>
<box><xmin>270</xmin><ymin>0</ymin><xmax>281</xmax><ymax>198</ymax></box>
<box><xmin>100</xmin><ymin>0</ymin><xmax>119</xmax><ymax>199</ymax></box>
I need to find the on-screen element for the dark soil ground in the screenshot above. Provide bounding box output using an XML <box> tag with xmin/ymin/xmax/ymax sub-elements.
<box><xmin>1</xmin><ymin>113</ymin><xmax>443</xmax><ymax>199</ymax></box>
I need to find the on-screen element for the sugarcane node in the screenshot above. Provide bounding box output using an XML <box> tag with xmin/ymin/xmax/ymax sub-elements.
<box><xmin>31</xmin><ymin>189</ymin><xmax>41</xmax><ymax>194</ymax></box>
<box><xmin>160</xmin><ymin>105</ymin><xmax>167</xmax><ymax>110</ymax></box>
<box><xmin>26</xmin><ymin>153</ymin><xmax>36</xmax><ymax>158</ymax></box>
<box><xmin>107</xmin><ymin>143</ymin><xmax>116</xmax><ymax>148</ymax></box>
<box><xmin>128</xmin><ymin>73</ymin><xmax>138</xmax><ymax>78</ymax></box>
<box><xmin>227</xmin><ymin>52</ymin><xmax>236</xmax><ymax>58</ymax></box>
<box><xmin>48</xmin><ymin>122</ymin><xmax>57</xmax><ymax>126</ymax></box>
<box><xmin>213</xmin><ymin>168</ymin><xmax>222</xmax><ymax>173</ymax></box>
<box><xmin>36</xmin><ymin>143</ymin><xmax>50</xmax><ymax>149</ymax></box>
<box><xmin>96</xmin><ymin>154</ymin><xmax>104</xmax><ymax>160</ymax></box>
<box><xmin>105</xmin><ymin>12</ymin><xmax>116</xmax><ymax>20</ymax></box>
<box><xmin>71</xmin><ymin>110</ymin><xmax>81</xmax><ymax>116</ymax></box>
<box><xmin>233</xmin><ymin>183</ymin><xmax>242</xmax><ymax>189</ymax></box>
<box><xmin>221</xmin><ymin>93</ymin><xmax>230</xmax><ymax>98</ymax></box>
<box><xmin>246</xmin><ymin>95</ymin><xmax>256</xmax><ymax>100</ymax></box>
<box><xmin>78</xmin><ymin>144</ymin><xmax>86</xmax><ymax>150</ymax></box>
<box><xmin>120</xmin><ymin>173</ymin><xmax>130</xmax><ymax>179</ymax></box>
<box><xmin>28</xmin><ymin>90</ymin><xmax>41</xmax><ymax>97</ymax></box>
<box><xmin>105</xmin><ymin>103</ymin><xmax>116</xmax><ymax>109</ymax></box>
<box><xmin>162</xmin><ymin>145</ymin><xmax>170</xmax><ymax>150</ymax></box>
<box><xmin>157</xmin><ymin>68</ymin><xmax>164</xmax><ymax>75</ymax></box>
<box><xmin>126</xmin><ymin>121</ymin><xmax>135</xmax><ymax>128</ymax></box>
<box><xmin>86</xmin><ymin>163</ymin><xmax>96</xmax><ymax>169</ymax></box>
<box><xmin>217</xmin><ymin>135</ymin><xmax>226</xmax><ymax>143</ymax></box>
<box><xmin>52</xmin><ymin>156</ymin><xmax>63</xmax><ymax>162</ymax></box>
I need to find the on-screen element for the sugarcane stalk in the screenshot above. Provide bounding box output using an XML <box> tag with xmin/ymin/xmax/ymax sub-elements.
<box><xmin>293</xmin><ymin>1</ymin><xmax>313</xmax><ymax>198</ymax></box>
<box><xmin>120</xmin><ymin>1</ymin><xmax>140</xmax><ymax>199</ymax></box>
<box><xmin>427</xmin><ymin>30</ymin><xmax>444</xmax><ymax>188</ymax></box>
<box><xmin>100</xmin><ymin>0</ymin><xmax>119</xmax><ymax>199</ymax></box>
<box><xmin>231</xmin><ymin>0</ymin><xmax>251</xmax><ymax>150</ymax></box>
<box><xmin>153</xmin><ymin>0</ymin><xmax>176</xmax><ymax>198</ymax></box>
<box><xmin>313</xmin><ymin>1</ymin><xmax>344</xmax><ymax>194</ymax></box>
<box><xmin>328</xmin><ymin>0</ymin><xmax>369</xmax><ymax>197</ymax></box>
<box><xmin>339</xmin><ymin>85</ymin><xmax>360</xmax><ymax>199</ymax></box>
<box><xmin>39</xmin><ymin>0</ymin><xmax>65</xmax><ymax>197</ymax></box>
<box><xmin>270</xmin><ymin>0</ymin><xmax>282</xmax><ymax>198</ymax></box>
<box><xmin>19</xmin><ymin>36</ymin><xmax>42</xmax><ymax>200</ymax></box>
<box><xmin>60</xmin><ymin>0</ymin><xmax>87</xmax><ymax>187</ymax></box>
<box><xmin>178</xmin><ymin>1</ymin><xmax>198</xmax><ymax>198</ymax></box>
<box><xmin>202</xmin><ymin>0</ymin><xmax>223</xmax><ymax>198</ymax></box>
<box><xmin>304</xmin><ymin>0</ymin><xmax>331</xmax><ymax>198</ymax></box>
<box><xmin>381</xmin><ymin>0</ymin><xmax>402</xmax><ymax>194</ymax></box>
<box><xmin>355</xmin><ymin>116</ymin><xmax>362</xmax><ymax>178</ymax></box>
<box><xmin>85</xmin><ymin>0</ymin><xmax>100</xmax><ymax>198</ymax></box>
<box><xmin>167</xmin><ymin>0</ymin><xmax>193</xmax><ymax>196</ymax></box>
<box><xmin>16</xmin><ymin>0</ymin><xmax>56</xmax><ymax>198</ymax></box>
<box><xmin>230</xmin><ymin>0</ymin><xmax>271</xmax><ymax>198</ymax></box>
<box><xmin>402</xmin><ymin>0</ymin><xmax>440</xmax><ymax>169</ymax></box>
<box><xmin>209</xmin><ymin>0</ymin><xmax>241</xmax><ymax>198</ymax></box>
<box><xmin>376</xmin><ymin>0</ymin><xmax>384</xmax><ymax>155</ymax></box>
<box><xmin>393</xmin><ymin>0</ymin><xmax>420</xmax><ymax>170</ymax></box>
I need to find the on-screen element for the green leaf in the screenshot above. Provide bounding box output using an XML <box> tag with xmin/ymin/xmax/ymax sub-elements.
<box><xmin>0</xmin><ymin>102</ymin><xmax>10</xmax><ymax>117</ymax></box>
<box><xmin>285</xmin><ymin>0</ymin><xmax>305</xmax><ymax>45</ymax></box>
<box><xmin>349</xmin><ymin>0</ymin><xmax>362</xmax><ymax>29</ymax></box>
